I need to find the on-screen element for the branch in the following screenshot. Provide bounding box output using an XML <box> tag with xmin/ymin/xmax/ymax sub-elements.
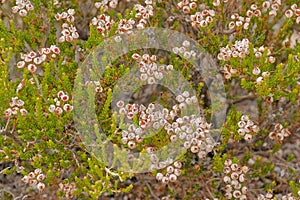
<box><xmin>145</xmin><ymin>181</ymin><xmax>160</xmax><ymax>200</ymax></box>
<box><xmin>1</xmin><ymin>118</ymin><xmax>22</xmax><ymax>146</ymax></box>
<box><xmin>226</xmin><ymin>94</ymin><xmax>257</xmax><ymax>114</ymax></box>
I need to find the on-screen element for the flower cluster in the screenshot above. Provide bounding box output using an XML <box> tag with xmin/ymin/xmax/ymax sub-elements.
<box><xmin>4</xmin><ymin>97</ymin><xmax>28</xmax><ymax>117</ymax></box>
<box><xmin>117</xmin><ymin>18</ymin><xmax>136</xmax><ymax>35</ymax></box>
<box><xmin>212</xmin><ymin>0</ymin><xmax>228</xmax><ymax>7</ymax></box>
<box><xmin>167</xmin><ymin>114</ymin><xmax>215</xmax><ymax>159</ymax></box>
<box><xmin>257</xmin><ymin>193</ymin><xmax>275</xmax><ymax>200</ymax></box>
<box><xmin>268</xmin><ymin>123</ymin><xmax>291</xmax><ymax>143</ymax></box>
<box><xmin>118</xmin><ymin>102</ymin><xmax>141</xmax><ymax>120</ymax></box>
<box><xmin>217</xmin><ymin>38</ymin><xmax>250</xmax><ymax>61</ymax></box>
<box><xmin>155</xmin><ymin>161</ymin><xmax>182</xmax><ymax>183</ymax></box>
<box><xmin>53</xmin><ymin>0</ymin><xmax>61</xmax><ymax>8</ymax></box>
<box><xmin>116</xmin><ymin>89</ymin><xmax>214</xmax><ymax>162</ymax></box>
<box><xmin>134</xmin><ymin>0</ymin><xmax>154</xmax><ymax>29</ymax></box>
<box><xmin>121</xmin><ymin>124</ymin><xmax>143</xmax><ymax>149</ymax></box>
<box><xmin>253</xmin><ymin>46</ymin><xmax>275</xmax><ymax>63</ymax></box>
<box><xmin>132</xmin><ymin>53</ymin><xmax>174</xmax><ymax>84</ymax></box>
<box><xmin>55</xmin><ymin>9</ymin><xmax>79</xmax><ymax>43</ymax></box>
<box><xmin>261</xmin><ymin>0</ymin><xmax>282</xmax><ymax>17</ymax></box>
<box><xmin>11</xmin><ymin>0</ymin><xmax>34</xmax><ymax>17</ymax></box>
<box><xmin>58</xmin><ymin>182</ymin><xmax>77</xmax><ymax>199</ymax></box>
<box><xmin>282</xmin><ymin>193</ymin><xmax>298</xmax><ymax>200</ymax></box>
<box><xmin>222</xmin><ymin>64</ymin><xmax>238</xmax><ymax>79</ymax></box>
<box><xmin>222</xmin><ymin>159</ymin><xmax>249</xmax><ymax>199</ymax></box>
<box><xmin>174</xmin><ymin>91</ymin><xmax>198</xmax><ymax>110</ymax></box>
<box><xmin>16</xmin><ymin>45</ymin><xmax>60</xmax><ymax>73</ymax></box>
<box><xmin>172</xmin><ymin>40</ymin><xmax>197</xmax><ymax>59</ymax></box>
<box><xmin>228</xmin><ymin>4</ymin><xmax>261</xmax><ymax>30</ymax></box>
<box><xmin>218</xmin><ymin>39</ymin><xmax>276</xmax><ymax>80</ymax></box>
<box><xmin>237</xmin><ymin>115</ymin><xmax>259</xmax><ymax>142</ymax></box>
<box><xmin>117</xmin><ymin>101</ymin><xmax>178</xmax><ymax>150</ymax></box>
<box><xmin>21</xmin><ymin>168</ymin><xmax>46</xmax><ymax>192</ymax></box>
<box><xmin>177</xmin><ymin>0</ymin><xmax>198</xmax><ymax>14</ymax></box>
<box><xmin>48</xmin><ymin>91</ymin><xmax>73</xmax><ymax>115</ymax></box>
<box><xmin>91</xmin><ymin>14</ymin><xmax>114</xmax><ymax>36</ymax></box>
<box><xmin>285</xmin><ymin>4</ymin><xmax>300</xmax><ymax>24</ymax></box>
<box><xmin>95</xmin><ymin>0</ymin><xmax>118</xmax><ymax>11</ymax></box>
<box><xmin>118</xmin><ymin>102</ymin><xmax>171</xmax><ymax>134</ymax></box>
<box><xmin>255</xmin><ymin>71</ymin><xmax>270</xmax><ymax>84</ymax></box>
<box><xmin>96</xmin><ymin>0</ymin><xmax>153</xmax><ymax>36</ymax></box>
<box><xmin>176</xmin><ymin>0</ymin><xmax>217</xmax><ymax>28</ymax></box>
<box><xmin>85</xmin><ymin>80</ymin><xmax>103</xmax><ymax>93</ymax></box>
<box><xmin>190</xmin><ymin>9</ymin><xmax>216</xmax><ymax>28</ymax></box>
<box><xmin>258</xmin><ymin>192</ymin><xmax>298</xmax><ymax>200</ymax></box>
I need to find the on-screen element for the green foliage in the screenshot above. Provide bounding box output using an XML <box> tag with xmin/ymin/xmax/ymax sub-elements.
<box><xmin>0</xmin><ymin>0</ymin><xmax>300</xmax><ymax>199</ymax></box>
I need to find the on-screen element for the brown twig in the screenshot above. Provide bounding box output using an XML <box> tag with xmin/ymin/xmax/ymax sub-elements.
<box><xmin>145</xmin><ymin>181</ymin><xmax>160</xmax><ymax>200</ymax></box>
<box><xmin>2</xmin><ymin>118</ymin><xmax>22</xmax><ymax>146</ymax></box>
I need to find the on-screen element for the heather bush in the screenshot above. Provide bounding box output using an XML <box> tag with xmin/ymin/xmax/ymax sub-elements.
<box><xmin>0</xmin><ymin>0</ymin><xmax>300</xmax><ymax>199</ymax></box>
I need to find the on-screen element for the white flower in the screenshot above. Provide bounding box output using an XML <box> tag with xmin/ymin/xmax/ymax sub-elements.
<box><xmin>269</xmin><ymin>9</ymin><xmax>277</xmax><ymax>17</ymax></box>
<box><xmin>27</xmin><ymin>64</ymin><xmax>37</xmax><ymax>73</ymax></box>
<box><xmin>63</xmin><ymin>104</ymin><xmax>73</xmax><ymax>112</ymax></box>
<box><xmin>48</xmin><ymin>105</ymin><xmax>56</xmax><ymax>112</ymax></box>
<box><xmin>20</xmin><ymin>108</ymin><xmax>28</xmax><ymax>116</ymax></box>
<box><xmin>252</xmin><ymin>66</ymin><xmax>261</xmax><ymax>75</ymax></box>
<box><xmin>19</xmin><ymin>9</ymin><xmax>28</xmax><ymax>17</ymax></box>
<box><xmin>37</xmin><ymin>174</ymin><xmax>45</xmax><ymax>181</ymax></box>
<box><xmin>169</xmin><ymin>174</ymin><xmax>177</xmax><ymax>182</ymax></box>
<box><xmin>229</xmin><ymin>21</ymin><xmax>235</xmax><ymax>29</ymax></box>
<box><xmin>256</xmin><ymin>76</ymin><xmax>263</xmax><ymax>84</ymax></box>
<box><xmin>17</xmin><ymin>61</ymin><xmax>25</xmax><ymax>68</ymax></box>
<box><xmin>67</xmin><ymin>9</ymin><xmax>75</xmax><ymax>15</ymax></box>
<box><xmin>26</xmin><ymin>3</ymin><xmax>34</xmax><ymax>11</ymax></box>
<box><xmin>114</xmin><ymin>36</ymin><xmax>122</xmax><ymax>42</ymax></box>
<box><xmin>12</xmin><ymin>6</ymin><xmax>20</xmax><ymax>13</ymax></box>
<box><xmin>182</xmin><ymin>40</ymin><xmax>190</xmax><ymax>47</ymax></box>
<box><xmin>285</xmin><ymin>9</ymin><xmax>293</xmax><ymax>18</ymax></box>
<box><xmin>212</xmin><ymin>0</ymin><xmax>220</xmax><ymax>6</ymax></box>
<box><xmin>156</xmin><ymin>172</ymin><xmax>163</xmax><ymax>181</ymax></box>
<box><xmin>56</xmin><ymin>107</ymin><xmax>64</xmax><ymax>115</ymax></box>
<box><xmin>37</xmin><ymin>182</ymin><xmax>45</xmax><ymax>192</ymax></box>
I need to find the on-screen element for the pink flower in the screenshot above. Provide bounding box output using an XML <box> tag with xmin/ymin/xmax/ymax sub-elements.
<box><xmin>26</xmin><ymin>3</ymin><xmax>34</xmax><ymax>11</ymax></box>
<box><xmin>19</xmin><ymin>9</ymin><xmax>28</xmax><ymax>17</ymax></box>
<box><xmin>55</xmin><ymin>107</ymin><xmax>63</xmax><ymax>115</ymax></box>
<box><xmin>57</xmin><ymin>91</ymin><xmax>64</xmax><ymax>97</ymax></box>
<box><xmin>17</xmin><ymin>61</ymin><xmax>25</xmax><ymax>68</ymax></box>
<box><xmin>116</xmin><ymin>100</ymin><xmax>124</xmax><ymax>108</ymax></box>
<box><xmin>33</xmin><ymin>57</ymin><xmax>41</xmax><ymax>65</ymax></box>
<box><xmin>27</xmin><ymin>64</ymin><xmax>37</xmax><ymax>73</ymax></box>
<box><xmin>55</xmin><ymin>13</ymin><xmax>62</xmax><ymax>20</ymax></box>
<box><xmin>48</xmin><ymin>105</ymin><xmax>56</xmax><ymax>112</ymax></box>
<box><xmin>67</xmin><ymin>9</ymin><xmax>75</xmax><ymax>15</ymax></box>
<box><xmin>4</xmin><ymin>108</ymin><xmax>12</xmax><ymax>117</ymax></box>
<box><xmin>24</xmin><ymin>56</ymin><xmax>32</xmax><ymax>63</ymax></box>
<box><xmin>67</xmin><ymin>15</ymin><xmax>75</xmax><ymax>23</ymax></box>
<box><xmin>20</xmin><ymin>108</ymin><xmax>28</xmax><ymax>116</ymax></box>
<box><xmin>50</xmin><ymin>45</ymin><xmax>60</xmax><ymax>54</ymax></box>
<box><xmin>37</xmin><ymin>182</ymin><xmax>45</xmax><ymax>192</ymax></box>
<box><xmin>60</xmin><ymin>12</ymin><xmax>68</xmax><ymax>19</ymax></box>
<box><xmin>12</xmin><ymin>6</ymin><xmax>20</xmax><ymax>13</ymax></box>
<box><xmin>61</xmin><ymin>95</ymin><xmax>69</xmax><ymax>102</ymax></box>
<box><xmin>63</xmin><ymin>104</ymin><xmax>73</xmax><ymax>112</ymax></box>
<box><xmin>43</xmin><ymin>48</ymin><xmax>51</xmax><ymax>55</ymax></box>
<box><xmin>285</xmin><ymin>9</ymin><xmax>293</xmax><ymax>18</ymax></box>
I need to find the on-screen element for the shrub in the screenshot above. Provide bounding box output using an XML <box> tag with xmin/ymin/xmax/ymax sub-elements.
<box><xmin>0</xmin><ymin>0</ymin><xmax>300</xmax><ymax>199</ymax></box>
